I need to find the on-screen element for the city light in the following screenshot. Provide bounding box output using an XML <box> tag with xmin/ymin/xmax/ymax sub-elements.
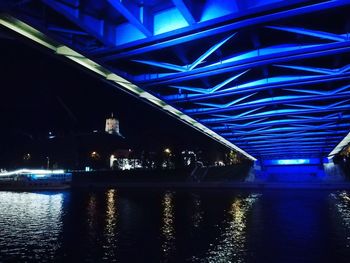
<box><xmin>164</xmin><ymin>148</ymin><xmax>171</xmax><ymax>154</ymax></box>
<box><xmin>90</xmin><ymin>151</ymin><xmax>100</xmax><ymax>160</ymax></box>
<box><xmin>0</xmin><ymin>169</ymin><xmax>65</xmax><ymax>177</ymax></box>
<box><xmin>23</xmin><ymin>153</ymin><xmax>31</xmax><ymax>161</ymax></box>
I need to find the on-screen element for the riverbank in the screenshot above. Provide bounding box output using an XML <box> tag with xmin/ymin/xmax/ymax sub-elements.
<box><xmin>72</xmin><ymin>181</ymin><xmax>350</xmax><ymax>190</ymax></box>
<box><xmin>71</xmin><ymin>164</ymin><xmax>350</xmax><ymax>190</ymax></box>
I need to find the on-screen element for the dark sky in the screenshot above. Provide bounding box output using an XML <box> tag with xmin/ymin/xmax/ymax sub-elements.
<box><xmin>0</xmin><ymin>27</ymin><xmax>227</xmax><ymax>155</ymax></box>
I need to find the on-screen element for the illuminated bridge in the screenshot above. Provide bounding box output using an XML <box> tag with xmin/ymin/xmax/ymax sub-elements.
<box><xmin>2</xmin><ymin>0</ymin><xmax>350</xmax><ymax>165</ymax></box>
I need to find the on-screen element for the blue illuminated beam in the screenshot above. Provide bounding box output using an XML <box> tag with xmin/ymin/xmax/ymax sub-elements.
<box><xmin>131</xmin><ymin>59</ymin><xmax>187</xmax><ymax>72</ymax></box>
<box><xmin>245</xmin><ymin>143</ymin><xmax>335</xmax><ymax>150</ymax></box>
<box><xmin>211</xmin><ymin>113</ymin><xmax>350</xmax><ymax>130</ymax></box>
<box><xmin>266</xmin><ymin>25</ymin><xmax>347</xmax><ymax>42</ymax></box>
<box><xmin>139</xmin><ymin>41</ymin><xmax>350</xmax><ymax>86</ymax></box>
<box><xmin>201</xmin><ymin>101</ymin><xmax>350</xmax><ymax>123</ymax></box>
<box><xmin>227</xmin><ymin>131</ymin><xmax>347</xmax><ymax>141</ymax></box>
<box><xmin>106</xmin><ymin>0</ymin><xmax>152</xmax><ymax>37</ymax></box>
<box><xmin>165</xmin><ymin>72</ymin><xmax>350</xmax><ymax>102</ymax></box>
<box><xmin>168</xmin><ymin>70</ymin><xmax>249</xmax><ymax>94</ymax></box>
<box><xmin>97</xmin><ymin>0</ymin><xmax>350</xmax><ymax>59</ymax></box>
<box><xmin>190</xmin><ymin>96</ymin><xmax>350</xmax><ymax>116</ymax></box>
<box><xmin>133</xmin><ymin>33</ymin><xmax>236</xmax><ymax>73</ymax></box>
<box><xmin>188</xmin><ymin>33</ymin><xmax>235</xmax><ymax>70</ymax></box>
<box><xmin>275</xmin><ymin>63</ymin><xmax>350</xmax><ymax>75</ymax></box>
<box><xmin>42</xmin><ymin>0</ymin><xmax>116</xmax><ymax>45</ymax></box>
<box><xmin>167</xmin><ymin>71</ymin><xmax>350</xmax><ymax>105</ymax></box>
<box><xmin>171</xmin><ymin>0</ymin><xmax>197</xmax><ymax>25</ymax></box>
<box><xmin>244</xmin><ymin>140</ymin><xmax>338</xmax><ymax>147</ymax></box>
<box><xmin>220</xmin><ymin>123</ymin><xmax>350</xmax><ymax>136</ymax></box>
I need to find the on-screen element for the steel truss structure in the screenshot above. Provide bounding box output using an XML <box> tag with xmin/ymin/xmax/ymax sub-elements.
<box><xmin>2</xmin><ymin>0</ymin><xmax>350</xmax><ymax>161</ymax></box>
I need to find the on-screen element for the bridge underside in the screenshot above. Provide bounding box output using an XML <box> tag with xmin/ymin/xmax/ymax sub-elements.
<box><xmin>2</xmin><ymin>0</ymin><xmax>350</xmax><ymax>161</ymax></box>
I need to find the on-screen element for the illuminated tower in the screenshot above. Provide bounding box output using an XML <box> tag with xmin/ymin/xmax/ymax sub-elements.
<box><xmin>105</xmin><ymin>113</ymin><xmax>120</xmax><ymax>135</ymax></box>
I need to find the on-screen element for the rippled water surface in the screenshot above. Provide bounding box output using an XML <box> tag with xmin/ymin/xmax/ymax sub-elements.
<box><xmin>1</xmin><ymin>189</ymin><xmax>350</xmax><ymax>262</ymax></box>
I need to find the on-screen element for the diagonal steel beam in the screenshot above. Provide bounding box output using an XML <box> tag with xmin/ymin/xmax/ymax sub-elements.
<box><xmin>139</xmin><ymin>41</ymin><xmax>350</xmax><ymax>87</ymax></box>
<box><xmin>186</xmin><ymin>93</ymin><xmax>350</xmax><ymax>116</ymax></box>
<box><xmin>165</xmin><ymin>72</ymin><xmax>350</xmax><ymax>102</ymax></box>
<box><xmin>242</xmin><ymin>138</ymin><xmax>340</xmax><ymax>145</ymax></box>
<box><xmin>201</xmin><ymin>103</ymin><xmax>350</xmax><ymax>123</ymax></box>
<box><xmin>227</xmin><ymin>130</ymin><xmax>348</xmax><ymax>141</ymax></box>
<box><xmin>171</xmin><ymin>0</ymin><xmax>196</xmax><ymax>25</ymax></box>
<box><xmin>211</xmin><ymin>114</ymin><xmax>350</xmax><ymax>130</ymax></box>
<box><xmin>132</xmin><ymin>59</ymin><xmax>186</xmax><ymax>72</ymax></box>
<box><xmin>285</xmin><ymin>84</ymin><xmax>350</xmax><ymax>96</ymax></box>
<box><xmin>244</xmin><ymin>145</ymin><xmax>334</xmax><ymax>152</ymax></box>
<box><xmin>132</xmin><ymin>33</ymin><xmax>236</xmax><ymax>73</ymax></box>
<box><xmin>220</xmin><ymin>123</ymin><xmax>350</xmax><ymax>136</ymax></box>
<box><xmin>106</xmin><ymin>0</ymin><xmax>152</xmax><ymax>37</ymax></box>
<box><xmin>95</xmin><ymin>0</ymin><xmax>350</xmax><ymax>59</ymax></box>
<box><xmin>275</xmin><ymin>64</ymin><xmax>339</xmax><ymax>75</ymax></box>
<box><xmin>42</xmin><ymin>0</ymin><xmax>116</xmax><ymax>45</ymax></box>
<box><xmin>188</xmin><ymin>33</ymin><xmax>236</xmax><ymax>70</ymax></box>
<box><xmin>266</xmin><ymin>25</ymin><xmax>347</xmax><ymax>42</ymax></box>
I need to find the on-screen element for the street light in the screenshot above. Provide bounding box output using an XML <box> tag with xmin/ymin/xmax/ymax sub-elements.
<box><xmin>164</xmin><ymin>148</ymin><xmax>172</xmax><ymax>169</ymax></box>
<box><xmin>90</xmin><ymin>151</ymin><xmax>100</xmax><ymax>160</ymax></box>
<box><xmin>164</xmin><ymin>148</ymin><xmax>171</xmax><ymax>154</ymax></box>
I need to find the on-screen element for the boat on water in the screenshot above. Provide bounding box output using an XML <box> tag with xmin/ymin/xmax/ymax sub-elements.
<box><xmin>0</xmin><ymin>169</ymin><xmax>72</xmax><ymax>190</ymax></box>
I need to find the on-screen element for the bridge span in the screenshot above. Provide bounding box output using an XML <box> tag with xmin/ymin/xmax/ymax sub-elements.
<box><xmin>1</xmin><ymin>0</ymin><xmax>350</xmax><ymax>165</ymax></box>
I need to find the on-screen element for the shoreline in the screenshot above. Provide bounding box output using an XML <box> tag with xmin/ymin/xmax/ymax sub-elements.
<box><xmin>72</xmin><ymin>181</ymin><xmax>350</xmax><ymax>190</ymax></box>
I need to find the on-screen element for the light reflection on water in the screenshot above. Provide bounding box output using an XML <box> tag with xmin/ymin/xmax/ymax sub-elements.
<box><xmin>330</xmin><ymin>191</ymin><xmax>350</xmax><ymax>249</ymax></box>
<box><xmin>2</xmin><ymin>190</ymin><xmax>350</xmax><ymax>262</ymax></box>
<box><xmin>161</xmin><ymin>191</ymin><xmax>176</xmax><ymax>262</ymax></box>
<box><xmin>199</xmin><ymin>194</ymin><xmax>260</xmax><ymax>263</ymax></box>
<box><xmin>103</xmin><ymin>189</ymin><xmax>118</xmax><ymax>262</ymax></box>
<box><xmin>0</xmin><ymin>191</ymin><xmax>64</xmax><ymax>262</ymax></box>
<box><xmin>191</xmin><ymin>194</ymin><xmax>204</xmax><ymax>229</ymax></box>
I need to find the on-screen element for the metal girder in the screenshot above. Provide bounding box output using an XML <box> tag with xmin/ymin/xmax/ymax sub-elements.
<box><xmin>106</xmin><ymin>0</ymin><xmax>152</xmax><ymax>37</ymax></box>
<box><xmin>211</xmin><ymin>114</ymin><xmax>350</xmax><ymax>131</ymax></box>
<box><xmin>138</xmin><ymin>41</ymin><xmax>350</xmax><ymax>86</ymax></box>
<box><xmin>227</xmin><ymin>131</ymin><xmax>348</xmax><ymax>141</ymax></box>
<box><xmin>243</xmin><ymin>139</ymin><xmax>340</xmax><ymax>146</ymax></box>
<box><xmin>94</xmin><ymin>0</ymin><xmax>350</xmax><ymax>59</ymax></box>
<box><xmin>186</xmin><ymin>91</ymin><xmax>350</xmax><ymax>115</ymax></box>
<box><xmin>201</xmin><ymin>103</ymin><xmax>350</xmax><ymax>124</ymax></box>
<box><xmin>171</xmin><ymin>0</ymin><xmax>196</xmax><ymax>25</ymax></box>
<box><xmin>220</xmin><ymin>123</ymin><xmax>350</xmax><ymax>137</ymax></box>
<box><xmin>165</xmin><ymin>72</ymin><xmax>350</xmax><ymax>102</ymax></box>
<box><xmin>4</xmin><ymin>0</ymin><xmax>350</xmax><ymax>160</ymax></box>
<box><xmin>42</xmin><ymin>0</ymin><xmax>116</xmax><ymax>46</ymax></box>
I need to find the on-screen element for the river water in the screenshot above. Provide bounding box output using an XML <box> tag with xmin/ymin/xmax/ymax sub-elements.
<box><xmin>0</xmin><ymin>189</ymin><xmax>350</xmax><ymax>262</ymax></box>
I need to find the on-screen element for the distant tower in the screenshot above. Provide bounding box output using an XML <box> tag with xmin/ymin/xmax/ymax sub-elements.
<box><xmin>105</xmin><ymin>113</ymin><xmax>120</xmax><ymax>135</ymax></box>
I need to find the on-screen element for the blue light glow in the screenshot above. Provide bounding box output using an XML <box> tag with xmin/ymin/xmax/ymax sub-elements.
<box><xmin>270</xmin><ymin>159</ymin><xmax>311</xmax><ymax>165</ymax></box>
<box><xmin>154</xmin><ymin>7</ymin><xmax>189</xmax><ymax>35</ymax></box>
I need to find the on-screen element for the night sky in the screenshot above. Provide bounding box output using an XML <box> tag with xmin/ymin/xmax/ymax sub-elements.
<box><xmin>0</xmin><ymin>26</ymin><xmax>227</xmax><ymax>157</ymax></box>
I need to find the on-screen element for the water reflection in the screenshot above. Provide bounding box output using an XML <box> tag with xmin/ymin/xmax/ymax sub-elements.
<box><xmin>3</xmin><ymin>189</ymin><xmax>350</xmax><ymax>262</ymax></box>
<box><xmin>331</xmin><ymin>191</ymin><xmax>350</xmax><ymax>248</ymax></box>
<box><xmin>87</xmin><ymin>193</ymin><xmax>97</xmax><ymax>229</ymax></box>
<box><xmin>85</xmin><ymin>192</ymin><xmax>99</xmax><ymax>261</ymax></box>
<box><xmin>191</xmin><ymin>194</ymin><xmax>203</xmax><ymax>229</ymax></box>
<box><xmin>103</xmin><ymin>189</ymin><xmax>118</xmax><ymax>261</ymax></box>
<box><xmin>161</xmin><ymin>191</ymin><xmax>176</xmax><ymax>262</ymax></box>
<box><xmin>204</xmin><ymin>194</ymin><xmax>260</xmax><ymax>263</ymax></box>
<box><xmin>0</xmin><ymin>191</ymin><xmax>64</xmax><ymax>261</ymax></box>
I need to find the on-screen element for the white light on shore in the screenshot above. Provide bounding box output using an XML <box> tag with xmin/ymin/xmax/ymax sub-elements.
<box><xmin>0</xmin><ymin>169</ymin><xmax>65</xmax><ymax>177</ymax></box>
